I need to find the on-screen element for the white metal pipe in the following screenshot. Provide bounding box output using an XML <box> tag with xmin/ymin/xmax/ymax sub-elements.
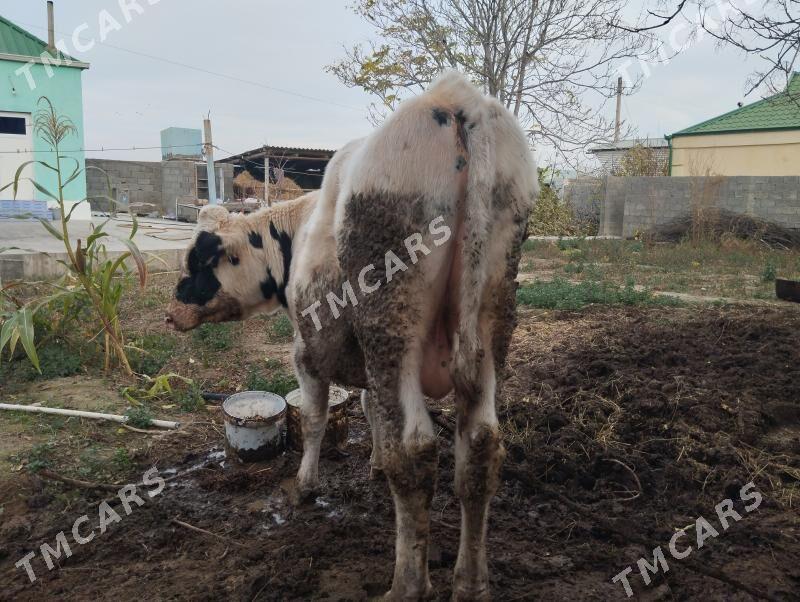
<box><xmin>47</xmin><ymin>1</ymin><xmax>55</xmax><ymax>51</ymax></box>
<box><xmin>0</xmin><ymin>403</ymin><xmax>180</xmax><ymax>429</ymax></box>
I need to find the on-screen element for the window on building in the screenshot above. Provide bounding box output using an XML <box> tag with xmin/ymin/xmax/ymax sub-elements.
<box><xmin>0</xmin><ymin>117</ymin><xmax>27</xmax><ymax>135</ymax></box>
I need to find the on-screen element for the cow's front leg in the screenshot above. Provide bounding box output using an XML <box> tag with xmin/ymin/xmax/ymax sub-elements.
<box><xmin>452</xmin><ymin>336</ymin><xmax>505</xmax><ymax>601</ymax></box>
<box><xmin>293</xmin><ymin>350</ymin><xmax>330</xmax><ymax>498</ymax></box>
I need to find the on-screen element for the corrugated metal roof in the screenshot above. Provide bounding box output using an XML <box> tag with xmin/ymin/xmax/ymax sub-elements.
<box><xmin>589</xmin><ymin>138</ymin><xmax>668</xmax><ymax>153</ymax></box>
<box><xmin>672</xmin><ymin>73</ymin><xmax>800</xmax><ymax>136</ymax></box>
<box><xmin>0</xmin><ymin>14</ymin><xmax>77</xmax><ymax>63</ymax></box>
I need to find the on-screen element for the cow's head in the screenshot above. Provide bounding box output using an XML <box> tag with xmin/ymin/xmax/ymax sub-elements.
<box><xmin>165</xmin><ymin>205</ymin><xmax>293</xmax><ymax>331</ymax></box>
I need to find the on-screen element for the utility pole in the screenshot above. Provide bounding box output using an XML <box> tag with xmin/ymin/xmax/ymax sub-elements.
<box><xmin>614</xmin><ymin>76</ymin><xmax>623</xmax><ymax>143</ymax></box>
<box><xmin>203</xmin><ymin>117</ymin><xmax>218</xmax><ymax>204</ymax></box>
<box><xmin>263</xmin><ymin>145</ymin><xmax>271</xmax><ymax>207</ymax></box>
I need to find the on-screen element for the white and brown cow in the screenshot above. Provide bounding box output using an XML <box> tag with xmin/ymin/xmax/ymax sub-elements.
<box><xmin>167</xmin><ymin>72</ymin><xmax>538</xmax><ymax>600</ymax></box>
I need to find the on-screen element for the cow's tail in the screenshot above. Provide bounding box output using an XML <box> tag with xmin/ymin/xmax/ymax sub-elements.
<box><xmin>428</xmin><ymin>73</ymin><xmax>498</xmax><ymax>394</ymax></box>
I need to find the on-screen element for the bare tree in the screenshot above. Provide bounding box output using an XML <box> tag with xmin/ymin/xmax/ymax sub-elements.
<box><xmin>701</xmin><ymin>0</ymin><xmax>799</xmax><ymax>95</ymax></box>
<box><xmin>619</xmin><ymin>1</ymin><xmax>799</xmax><ymax>96</ymax></box>
<box><xmin>328</xmin><ymin>0</ymin><xmax>659</xmax><ymax>159</ymax></box>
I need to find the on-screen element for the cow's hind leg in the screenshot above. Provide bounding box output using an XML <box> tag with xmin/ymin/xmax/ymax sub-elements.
<box><xmin>365</xmin><ymin>340</ymin><xmax>437</xmax><ymax>600</ymax></box>
<box><xmin>452</xmin><ymin>326</ymin><xmax>505</xmax><ymax>600</ymax></box>
<box><xmin>361</xmin><ymin>389</ymin><xmax>385</xmax><ymax>479</ymax></box>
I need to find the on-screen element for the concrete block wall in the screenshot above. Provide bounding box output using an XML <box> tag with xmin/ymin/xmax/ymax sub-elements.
<box><xmin>579</xmin><ymin>175</ymin><xmax>800</xmax><ymax>236</ymax></box>
<box><xmin>161</xmin><ymin>161</ymin><xmax>198</xmax><ymax>212</ymax></box>
<box><xmin>564</xmin><ymin>177</ymin><xmax>604</xmax><ymax>219</ymax></box>
<box><xmin>87</xmin><ymin>159</ymin><xmax>235</xmax><ymax>215</ymax></box>
<box><xmin>86</xmin><ymin>159</ymin><xmax>163</xmax><ymax>211</ymax></box>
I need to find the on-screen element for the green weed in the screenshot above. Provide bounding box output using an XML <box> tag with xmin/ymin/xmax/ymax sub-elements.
<box><xmin>125</xmin><ymin>405</ymin><xmax>154</xmax><ymax>429</ymax></box>
<box><xmin>175</xmin><ymin>383</ymin><xmax>205</xmax><ymax>413</ymax></box>
<box><xmin>516</xmin><ymin>278</ymin><xmax>682</xmax><ymax>310</ymax></box>
<box><xmin>129</xmin><ymin>333</ymin><xmax>176</xmax><ymax>376</ymax></box>
<box><xmin>191</xmin><ymin>322</ymin><xmax>238</xmax><ymax>351</ymax></box>
<box><xmin>245</xmin><ymin>367</ymin><xmax>298</xmax><ymax>397</ymax></box>
<box><xmin>267</xmin><ymin>314</ymin><xmax>294</xmax><ymax>343</ymax></box>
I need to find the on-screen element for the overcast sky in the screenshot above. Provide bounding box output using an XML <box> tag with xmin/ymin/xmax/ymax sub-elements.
<box><xmin>3</xmin><ymin>0</ymin><xmax>762</xmax><ymax>166</ymax></box>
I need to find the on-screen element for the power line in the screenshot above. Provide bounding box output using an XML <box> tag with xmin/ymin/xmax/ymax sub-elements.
<box><xmin>13</xmin><ymin>19</ymin><xmax>365</xmax><ymax>114</ymax></box>
<box><xmin>0</xmin><ymin>143</ymin><xmax>202</xmax><ymax>155</ymax></box>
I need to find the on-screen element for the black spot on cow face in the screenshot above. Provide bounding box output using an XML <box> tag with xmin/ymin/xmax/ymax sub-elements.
<box><xmin>432</xmin><ymin>108</ymin><xmax>450</xmax><ymax>126</ymax></box>
<box><xmin>456</xmin><ymin>155</ymin><xmax>467</xmax><ymax>171</ymax></box>
<box><xmin>248</xmin><ymin>231</ymin><xmax>263</xmax><ymax>248</ymax></box>
<box><xmin>175</xmin><ymin>231</ymin><xmax>224</xmax><ymax>306</ymax></box>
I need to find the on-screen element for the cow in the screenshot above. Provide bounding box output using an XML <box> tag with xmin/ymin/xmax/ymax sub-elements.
<box><xmin>166</xmin><ymin>71</ymin><xmax>538</xmax><ymax>600</ymax></box>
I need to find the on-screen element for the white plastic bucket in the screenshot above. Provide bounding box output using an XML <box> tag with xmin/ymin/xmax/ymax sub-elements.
<box><xmin>222</xmin><ymin>391</ymin><xmax>286</xmax><ymax>463</ymax></box>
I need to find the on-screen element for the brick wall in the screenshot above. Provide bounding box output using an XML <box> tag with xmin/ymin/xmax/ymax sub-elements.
<box><xmin>576</xmin><ymin>176</ymin><xmax>800</xmax><ymax>236</ymax></box>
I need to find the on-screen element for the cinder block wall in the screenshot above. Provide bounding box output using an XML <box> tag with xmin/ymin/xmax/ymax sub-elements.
<box><xmin>86</xmin><ymin>159</ymin><xmax>163</xmax><ymax>211</ymax></box>
<box><xmin>87</xmin><ymin>160</ymin><xmax>235</xmax><ymax>215</ymax></box>
<box><xmin>580</xmin><ymin>175</ymin><xmax>800</xmax><ymax>236</ymax></box>
<box><xmin>564</xmin><ymin>177</ymin><xmax>604</xmax><ymax>220</ymax></box>
<box><xmin>161</xmin><ymin>161</ymin><xmax>198</xmax><ymax>211</ymax></box>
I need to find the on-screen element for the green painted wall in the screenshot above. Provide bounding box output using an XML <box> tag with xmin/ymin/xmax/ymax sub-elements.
<box><xmin>0</xmin><ymin>60</ymin><xmax>87</xmax><ymax>201</ymax></box>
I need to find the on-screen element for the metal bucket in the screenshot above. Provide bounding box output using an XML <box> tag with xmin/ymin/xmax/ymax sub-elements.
<box><xmin>222</xmin><ymin>391</ymin><xmax>286</xmax><ymax>463</ymax></box>
<box><xmin>285</xmin><ymin>387</ymin><xmax>350</xmax><ymax>451</ymax></box>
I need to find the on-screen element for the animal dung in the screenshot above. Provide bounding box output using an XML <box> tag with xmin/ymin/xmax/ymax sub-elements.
<box><xmin>285</xmin><ymin>387</ymin><xmax>350</xmax><ymax>452</ymax></box>
<box><xmin>222</xmin><ymin>392</ymin><xmax>287</xmax><ymax>463</ymax></box>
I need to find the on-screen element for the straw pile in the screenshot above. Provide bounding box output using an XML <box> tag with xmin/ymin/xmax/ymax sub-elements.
<box><xmin>651</xmin><ymin>210</ymin><xmax>800</xmax><ymax>249</ymax></box>
<box><xmin>233</xmin><ymin>171</ymin><xmax>305</xmax><ymax>202</ymax></box>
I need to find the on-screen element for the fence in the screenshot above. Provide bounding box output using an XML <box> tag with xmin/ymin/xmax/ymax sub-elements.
<box><xmin>565</xmin><ymin>176</ymin><xmax>800</xmax><ymax>237</ymax></box>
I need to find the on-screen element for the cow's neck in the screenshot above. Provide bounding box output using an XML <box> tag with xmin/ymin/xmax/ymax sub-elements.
<box><xmin>246</xmin><ymin>193</ymin><xmax>317</xmax><ymax>307</ymax></box>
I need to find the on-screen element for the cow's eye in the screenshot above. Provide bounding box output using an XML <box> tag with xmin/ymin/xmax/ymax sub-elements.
<box><xmin>229</xmin><ymin>255</ymin><xmax>240</xmax><ymax>266</ymax></box>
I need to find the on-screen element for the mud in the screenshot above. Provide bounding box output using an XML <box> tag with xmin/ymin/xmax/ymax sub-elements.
<box><xmin>1</xmin><ymin>306</ymin><xmax>799</xmax><ymax>600</ymax></box>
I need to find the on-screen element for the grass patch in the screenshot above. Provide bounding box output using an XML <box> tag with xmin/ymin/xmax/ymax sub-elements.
<box><xmin>191</xmin><ymin>322</ymin><xmax>238</xmax><ymax>351</ymax></box>
<box><xmin>266</xmin><ymin>313</ymin><xmax>294</xmax><ymax>343</ymax></box>
<box><xmin>517</xmin><ymin>278</ymin><xmax>682</xmax><ymax>310</ymax></box>
<box><xmin>245</xmin><ymin>366</ymin><xmax>298</xmax><ymax>397</ymax></box>
<box><xmin>174</xmin><ymin>383</ymin><xmax>205</xmax><ymax>413</ymax></box>
<box><xmin>125</xmin><ymin>405</ymin><xmax>155</xmax><ymax>429</ymax></box>
<box><xmin>521</xmin><ymin>238</ymin><xmax>800</xmax><ymax>299</ymax></box>
<box><xmin>129</xmin><ymin>333</ymin><xmax>177</xmax><ymax>376</ymax></box>
<box><xmin>14</xmin><ymin>441</ymin><xmax>55</xmax><ymax>472</ymax></box>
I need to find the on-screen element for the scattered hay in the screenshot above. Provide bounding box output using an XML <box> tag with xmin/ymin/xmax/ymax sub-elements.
<box><xmin>233</xmin><ymin>171</ymin><xmax>305</xmax><ymax>202</ymax></box>
<box><xmin>651</xmin><ymin>210</ymin><xmax>800</xmax><ymax>249</ymax></box>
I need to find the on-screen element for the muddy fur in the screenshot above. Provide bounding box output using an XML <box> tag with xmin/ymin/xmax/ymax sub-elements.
<box><xmin>454</xmin><ymin>426</ymin><xmax>505</xmax><ymax>503</ymax></box>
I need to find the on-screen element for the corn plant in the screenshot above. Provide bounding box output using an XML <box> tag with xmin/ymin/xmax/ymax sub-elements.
<box><xmin>0</xmin><ymin>97</ymin><xmax>146</xmax><ymax>375</ymax></box>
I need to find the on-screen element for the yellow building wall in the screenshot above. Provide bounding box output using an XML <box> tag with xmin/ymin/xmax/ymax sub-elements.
<box><xmin>670</xmin><ymin>130</ymin><xmax>800</xmax><ymax>176</ymax></box>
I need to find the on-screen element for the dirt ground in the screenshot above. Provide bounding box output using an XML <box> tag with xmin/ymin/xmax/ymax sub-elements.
<box><xmin>1</xmin><ymin>305</ymin><xmax>799</xmax><ymax>601</ymax></box>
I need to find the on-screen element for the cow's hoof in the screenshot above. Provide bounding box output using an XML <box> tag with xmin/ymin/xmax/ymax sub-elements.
<box><xmin>281</xmin><ymin>477</ymin><xmax>317</xmax><ymax>506</ymax></box>
<box><xmin>451</xmin><ymin>586</ymin><xmax>490</xmax><ymax>601</ymax></box>
<box><xmin>384</xmin><ymin>582</ymin><xmax>434</xmax><ymax>601</ymax></box>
